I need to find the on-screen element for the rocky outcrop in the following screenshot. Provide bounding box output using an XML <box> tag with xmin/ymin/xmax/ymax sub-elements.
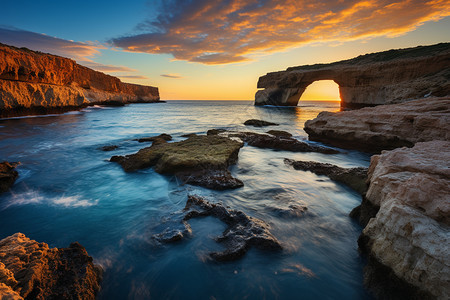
<box><xmin>135</xmin><ymin>133</ymin><xmax>172</xmax><ymax>143</ymax></box>
<box><xmin>357</xmin><ymin>141</ymin><xmax>450</xmax><ymax>299</ymax></box>
<box><xmin>111</xmin><ymin>135</ymin><xmax>244</xmax><ymax>190</ymax></box>
<box><xmin>0</xmin><ymin>43</ymin><xmax>160</xmax><ymax>117</ymax></box>
<box><xmin>304</xmin><ymin>97</ymin><xmax>450</xmax><ymax>152</ymax></box>
<box><xmin>153</xmin><ymin>195</ymin><xmax>282</xmax><ymax>261</ymax></box>
<box><xmin>0</xmin><ymin>161</ymin><xmax>19</xmax><ymax>193</ymax></box>
<box><xmin>0</xmin><ymin>233</ymin><xmax>102</xmax><ymax>299</ymax></box>
<box><xmin>255</xmin><ymin>43</ymin><xmax>450</xmax><ymax>108</ymax></box>
<box><xmin>284</xmin><ymin>159</ymin><xmax>368</xmax><ymax>194</ymax></box>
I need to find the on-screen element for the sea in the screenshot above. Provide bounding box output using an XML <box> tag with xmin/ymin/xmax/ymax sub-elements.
<box><xmin>0</xmin><ymin>100</ymin><xmax>373</xmax><ymax>299</ymax></box>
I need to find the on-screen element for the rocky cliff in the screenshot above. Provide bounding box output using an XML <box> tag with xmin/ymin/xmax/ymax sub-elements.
<box><xmin>359</xmin><ymin>141</ymin><xmax>449</xmax><ymax>299</ymax></box>
<box><xmin>304</xmin><ymin>97</ymin><xmax>450</xmax><ymax>152</ymax></box>
<box><xmin>0</xmin><ymin>43</ymin><xmax>160</xmax><ymax>117</ymax></box>
<box><xmin>255</xmin><ymin>43</ymin><xmax>450</xmax><ymax>108</ymax></box>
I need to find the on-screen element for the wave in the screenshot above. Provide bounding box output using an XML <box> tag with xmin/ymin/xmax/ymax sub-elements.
<box><xmin>2</xmin><ymin>191</ymin><xmax>98</xmax><ymax>209</ymax></box>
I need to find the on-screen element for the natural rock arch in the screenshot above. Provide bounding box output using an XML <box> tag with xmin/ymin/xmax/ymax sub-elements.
<box><xmin>255</xmin><ymin>43</ymin><xmax>450</xmax><ymax>109</ymax></box>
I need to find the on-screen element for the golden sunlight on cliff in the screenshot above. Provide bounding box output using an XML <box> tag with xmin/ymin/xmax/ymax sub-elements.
<box><xmin>300</xmin><ymin>80</ymin><xmax>340</xmax><ymax>101</ymax></box>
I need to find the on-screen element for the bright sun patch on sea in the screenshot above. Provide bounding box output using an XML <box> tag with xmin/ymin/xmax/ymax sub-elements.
<box><xmin>300</xmin><ymin>80</ymin><xmax>340</xmax><ymax>101</ymax></box>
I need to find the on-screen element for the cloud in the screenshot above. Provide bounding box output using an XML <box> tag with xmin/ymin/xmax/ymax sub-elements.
<box><xmin>110</xmin><ymin>0</ymin><xmax>450</xmax><ymax>65</ymax></box>
<box><xmin>161</xmin><ymin>73</ymin><xmax>183</xmax><ymax>78</ymax></box>
<box><xmin>118</xmin><ymin>75</ymin><xmax>149</xmax><ymax>80</ymax></box>
<box><xmin>80</xmin><ymin>61</ymin><xmax>137</xmax><ymax>73</ymax></box>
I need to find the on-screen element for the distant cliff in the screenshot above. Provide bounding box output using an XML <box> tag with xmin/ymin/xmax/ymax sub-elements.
<box><xmin>0</xmin><ymin>43</ymin><xmax>160</xmax><ymax>117</ymax></box>
<box><xmin>255</xmin><ymin>43</ymin><xmax>450</xmax><ymax>108</ymax></box>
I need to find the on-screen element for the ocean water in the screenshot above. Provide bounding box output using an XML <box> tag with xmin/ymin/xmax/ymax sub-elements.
<box><xmin>0</xmin><ymin>100</ymin><xmax>373</xmax><ymax>299</ymax></box>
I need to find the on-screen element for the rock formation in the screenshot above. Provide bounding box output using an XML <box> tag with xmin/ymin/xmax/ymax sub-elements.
<box><xmin>255</xmin><ymin>43</ymin><xmax>450</xmax><ymax>108</ymax></box>
<box><xmin>0</xmin><ymin>161</ymin><xmax>19</xmax><ymax>193</ymax></box>
<box><xmin>284</xmin><ymin>159</ymin><xmax>368</xmax><ymax>194</ymax></box>
<box><xmin>153</xmin><ymin>195</ymin><xmax>282</xmax><ymax>261</ymax></box>
<box><xmin>357</xmin><ymin>141</ymin><xmax>449</xmax><ymax>299</ymax></box>
<box><xmin>304</xmin><ymin>97</ymin><xmax>450</xmax><ymax>152</ymax></box>
<box><xmin>0</xmin><ymin>43</ymin><xmax>160</xmax><ymax>117</ymax></box>
<box><xmin>111</xmin><ymin>135</ymin><xmax>244</xmax><ymax>190</ymax></box>
<box><xmin>243</xmin><ymin>119</ymin><xmax>279</xmax><ymax>127</ymax></box>
<box><xmin>0</xmin><ymin>233</ymin><xmax>102</xmax><ymax>299</ymax></box>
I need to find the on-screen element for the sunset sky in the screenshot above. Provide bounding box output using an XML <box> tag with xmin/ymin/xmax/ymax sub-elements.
<box><xmin>1</xmin><ymin>0</ymin><xmax>449</xmax><ymax>100</ymax></box>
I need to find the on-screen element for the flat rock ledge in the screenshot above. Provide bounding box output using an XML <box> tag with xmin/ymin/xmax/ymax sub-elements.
<box><xmin>284</xmin><ymin>159</ymin><xmax>368</xmax><ymax>194</ymax></box>
<box><xmin>0</xmin><ymin>161</ymin><xmax>19</xmax><ymax>193</ymax></box>
<box><xmin>244</xmin><ymin>119</ymin><xmax>279</xmax><ymax>127</ymax></box>
<box><xmin>208</xmin><ymin>130</ymin><xmax>339</xmax><ymax>154</ymax></box>
<box><xmin>304</xmin><ymin>97</ymin><xmax>450</xmax><ymax>152</ymax></box>
<box><xmin>153</xmin><ymin>195</ymin><xmax>282</xmax><ymax>261</ymax></box>
<box><xmin>357</xmin><ymin>141</ymin><xmax>450</xmax><ymax>299</ymax></box>
<box><xmin>111</xmin><ymin>135</ymin><xmax>244</xmax><ymax>190</ymax></box>
<box><xmin>0</xmin><ymin>233</ymin><xmax>102</xmax><ymax>300</ymax></box>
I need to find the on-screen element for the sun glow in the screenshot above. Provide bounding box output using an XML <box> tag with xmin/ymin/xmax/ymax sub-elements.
<box><xmin>300</xmin><ymin>80</ymin><xmax>340</xmax><ymax>101</ymax></box>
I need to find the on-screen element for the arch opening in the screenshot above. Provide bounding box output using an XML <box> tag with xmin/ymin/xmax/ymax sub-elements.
<box><xmin>299</xmin><ymin>80</ymin><xmax>341</xmax><ymax>102</ymax></box>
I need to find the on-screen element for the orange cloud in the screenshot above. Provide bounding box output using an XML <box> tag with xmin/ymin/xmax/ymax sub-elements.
<box><xmin>110</xmin><ymin>0</ymin><xmax>450</xmax><ymax>64</ymax></box>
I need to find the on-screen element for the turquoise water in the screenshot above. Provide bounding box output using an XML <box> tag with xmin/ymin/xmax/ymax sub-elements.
<box><xmin>0</xmin><ymin>100</ymin><xmax>372</xmax><ymax>299</ymax></box>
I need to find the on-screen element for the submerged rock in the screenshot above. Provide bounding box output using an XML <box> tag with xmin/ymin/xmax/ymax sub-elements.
<box><xmin>357</xmin><ymin>141</ymin><xmax>450</xmax><ymax>299</ymax></box>
<box><xmin>244</xmin><ymin>119</ymin><xmax>279</xmax><ymax>127</ymax></box>
<box><xmin>154</xmin><ymin>195</ymin><xmax>282</xmax><ymax>261</ymax></box>
<box><xmin>266</xmin><ymin>130</ymin><xmax>293</xmax><ymax>138</ymax></box>
<box><xmin>284</xmin><ymin>159</ymin><xmax>368</xmax><ymax>194</ymax></box>
<box><xmin>99</xmin><ymin>145</ymin><xmax>119</xmax><ymax>151</ymax></box>
<box><xmin>0</xmin><ymin>233</ymin><xmax>102</xmax><ymax>300</ymax></box>
<box><xmin>0</xmin><ymin>161</ymin><xmax>19</xmax><ymax>193</ymax></box>
<box><xmin>304</xmin><ymin>97</ymin><xmax>450</xmax><ymax>152</ymax></box>
<box><xmin>111</xmin><ymin>135</ymin><xmax>244</xmax><ymax>190</ymax></box>
<box><xmin>135</xmin><ymin>133</ymin><xmax>172</xmax><ymax>143</ymax></box>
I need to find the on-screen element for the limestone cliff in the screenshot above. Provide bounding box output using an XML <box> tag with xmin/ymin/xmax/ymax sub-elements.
<box><xmin>255</xmin><ymin>43</ymin><xmax>450</xmax><ymax>108</ymax></box>
<box><xmin>0</xmin><ymin>43</ymin><xmax>160</xmax><ymax>117</ymax></box>
<box><xmin>359</xmin><ymin>141</ymin><xmax>450</xmax><ymax>299</ymax></box>
<box><xmin>304</xmin><ymin>97</ymin><xmax>450</xmax><ymax>152</ymax></box>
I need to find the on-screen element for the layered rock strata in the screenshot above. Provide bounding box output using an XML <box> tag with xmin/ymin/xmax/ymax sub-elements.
<box><xmin>153</xmin><ymin>195</ymin><xmax>282</xmax><ymax>261</ymax></box>
<box><xmin>0</xmin><ymin>233</ymin><xmax>102</xmax><ymax>299</ymax></box>
<box><xmin>111</xmin><ymin>135</ymin><xmax>244</xmax><ymax>190</ymax></box>
<box><xmin>255</xmin><ymin>43</ymin><xmax>450</xmax><ymax>108</ymax></box>
<box><xmin>358</xmin><ymin>141</ymin><xmax>450</xmax><ymax>299</ymax></box>
<box><xmin>304</xmin><ymin>97</ymin><xmax>450</xmax><ymax>152</ymax></box>
<box><xmin>0</xmin><ymin>43</ymin><xmax>159</xmax><ymax>117</ymax></box>
<box><xmin>0</xmin><ymin>161</ymin><xmax>19</xmax><ymax>193</ymax></box>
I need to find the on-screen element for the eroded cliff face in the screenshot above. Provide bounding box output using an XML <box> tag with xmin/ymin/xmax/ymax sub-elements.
<box><xmin>255</xmin><ymin>43</ymin><xmax>450</xmax><ymax>108</ymax></box>
<box><xmin>304</xmin><ymin>97</ymin><xmax>450</xmax><ymax>152</ymax></box>
<box><xmin>0</xmin><ymin>43</ymin><xmax>159</xmax><ymax>116</ymax></box>
<box><xmin>359</xmin><ymin>141</ymin><xmax>450</xmax><ymax>299</ymax></box>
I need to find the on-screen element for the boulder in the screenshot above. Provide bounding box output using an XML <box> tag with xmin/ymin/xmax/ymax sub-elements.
<box><xmin>135</xmin><ymin>133</ymin><xmax>172</xmax><ymax>143</ymax></box>
<box><xmin>304</xmin><ymin>97</ymin><xmax>450</xmax><ymax>152</ymax></box>
<box><xmin>0</xmin><ymin>161</ymin><xmax>19</xmax><ymax>193</ymax></box>
<box><xmin>357</xmin><ymin>141</ymin><xmax>450</xmax><ymax>299</ymax></box>
<box><xmin>244</xmin><ymin>119</ymin><xmax>279</xmax><ymax>127</ymax></box>
<box><xmin>0</xmin><ymin>233</ymin><xmax>102</xmax><ymax>300</ymax></box>
<box><xmin>284</xmin><ymin>159</ymin><xmax>368</xmax><ymax>194</ymax></box>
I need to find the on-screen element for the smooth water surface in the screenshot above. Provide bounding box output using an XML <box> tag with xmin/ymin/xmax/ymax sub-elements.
<box><xmin>0</xmin><ymin>100</ymin><xmax>372</xmax><ymax>299</ymax></box>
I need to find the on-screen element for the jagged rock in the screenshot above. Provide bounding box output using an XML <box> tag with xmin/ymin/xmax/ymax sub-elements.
<box><xmin>304</xmin><ymin>97</ymin><xmax>450</xmax><ymax>152</ymax></box>
<box><xmin>99</xmin><ymin>145</ymin><xmax>119</xmax><ymax>151</ymax></box>
<box><xmin>135</xmin><ymin>133</ymin><xmax>172</xmax><ymax>143</ymax></box>
<box><xmin>244</xmin><ymin>119</ymin><xmax>279</xmax><ymax>127</ymax></box>
<box><xmin>284</xmin><ymin>159</ymin><xmax>368</xmax><ymax>194</ymax></box>
<box><xmin>0</xmin><ymin>233</ymin><xmax>102</xmax><ymax>300</ymax></box>
<box><xmin>0</xmin><ymin>161</ymin><xmax>19</xmax><ymax>193</ymax></box>
<box><xmin>0</xmin><ymin>43</ymin><xmax>160</xmax><ymax>117</ymax></box>
<box><xmin>111</xmin><ymin>135</ymin><xmax>244</xmax><ymax>190</ymax></box>
<box><xmin>154</xmin><ymin>195</ymin><xmax>282</xmax><ymax>261</ymax></box>
<box><xmin>255</xmin><ymin>43</ymin><xmax>450</xmax><ymax>108</ymax></box>
<box><xmin>227</xmin><ymin>131</ymin><xmax>339</xmax><ymax>154</ymax></box>
<box><xmin>266</xmin><ymin>130</ymin><xmax>292</xmax><ymax>138</ymax></box>
<box><xmin>357</xmin><ymin>141</ymin><xmax>450</xmax><ymax>299</ymax></box>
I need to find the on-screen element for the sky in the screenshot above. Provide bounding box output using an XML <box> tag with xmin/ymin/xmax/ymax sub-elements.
<box><xmin>0</xmin><ymin>0</ymin><xmax>449</xmax><ymax>100</ymax></box>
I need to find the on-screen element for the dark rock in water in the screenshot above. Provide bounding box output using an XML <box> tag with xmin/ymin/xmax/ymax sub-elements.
<box><xmin>244</xmin><ymin>119</ymin><xmax>279</xmax><ymax>127</ymax></box>
<box><xmin>135</xmin><ymin>133</ymin><xmax>172</xmax><ymax>143</ymax></box>
<box><xmin>0</xmin><ymin>233</ymin><xmax>102</xmax><ymax>300</ymax></box>
<box><xmin>98</xmin><ymin>100</ymin><xmax>126</xmax><ymax>107</ymax></box>
<box><xmin>180</xmin><ymin>133</ymin><xmax>197</xmax><ymax>138</ymax></box>
<box><xmin>349</xmin><ymin>196</ymin><xmax>380</xmax><ymax>227</ymax></box>
<box><xmin>111</xmin><ymin>135</ymin><xmax>244</xmax><ymax>190</ymax></box>
<box><xmin>229</xmin><ymin>131</ymin><xmax>339</xmax><ymax>154</ymax></box>
<box><xmin>284</xmin><ymin>159</ymin><xmax>368</xmax><ymax>194</ymax></box>
<box><xmin>178</xmin><ymin>169</ymin><xmax>244</xmax><ymax>190</ymax></box>
<box><xmin>100</xmin><ymin>145</ymin><xmax>119</xmax><ymax>151</ymax></box>
<box><xmin>0</xmin><ymin>161</ymin><xmax>19</xmax><ymax>193</ymax></box>
<box><xmin>206</xmin><ymin>129</ymin><xmax>227</xmax><ymax>136</ymax></box>
<box><xmin>266</xmin><ymin>130</ymin><xmax>293</xmax><ymax>138</ymax></box>
<box><xmin>268</xmin><ymin>204</ymin><xmax>307</xmax><ymax>218</ymax></box>
<box><xmin>154</xmin><ymin>195</ymin><xmax>282</xmax><ymax>261</ymax></box>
